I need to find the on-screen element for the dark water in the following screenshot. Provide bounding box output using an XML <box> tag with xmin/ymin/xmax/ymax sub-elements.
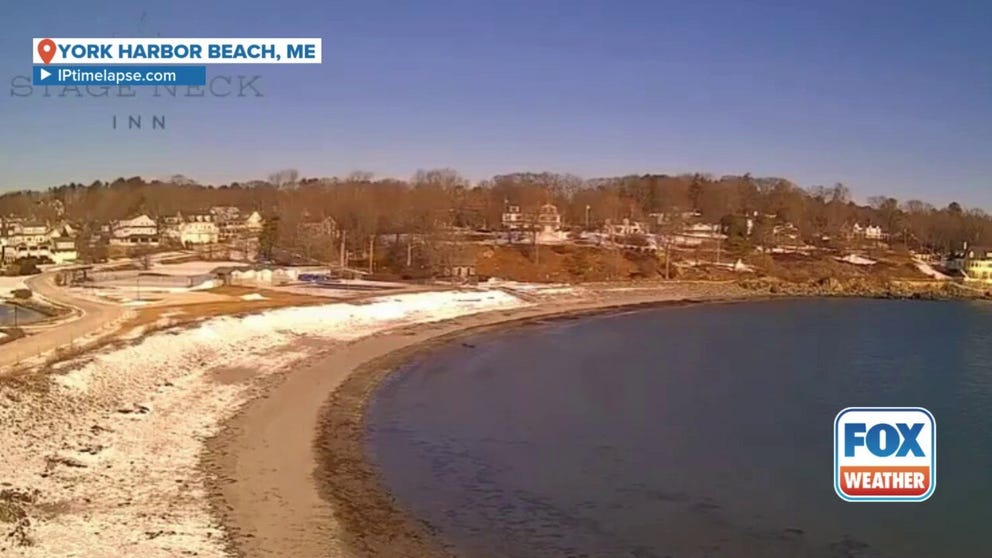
<box><xmin>0</xmin><ymin>302</ymin><xmax>45</xmax><ymax>326</ymax></box>
<box><xmin>365</xmin><ymin>299</ymin><xmax>992</xmax><ymax>557</ymax></box>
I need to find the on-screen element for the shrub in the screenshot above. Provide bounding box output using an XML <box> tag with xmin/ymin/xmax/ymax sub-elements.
<box><xmin>10</xmin><ymin>289</ymin><xmax>32</xmax><ymax>300</ymax></box>
<box><xmin>15</xmin><ymin>259</ymin><xmax>41</xmax><ymax>276</ymax></box>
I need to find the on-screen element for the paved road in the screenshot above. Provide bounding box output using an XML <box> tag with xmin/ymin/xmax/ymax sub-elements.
<box><xmin>0</xmin><ymin>272</ymin><xmax>128</xmax><ymax>371</ymax></box>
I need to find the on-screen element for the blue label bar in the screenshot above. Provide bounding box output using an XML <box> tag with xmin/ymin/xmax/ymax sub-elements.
<box><xmin>32</xmin><ymin>65</ymin><xmax>206</xmax><ymax>86</ymax></box>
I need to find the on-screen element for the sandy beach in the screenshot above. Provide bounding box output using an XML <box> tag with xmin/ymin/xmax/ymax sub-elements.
<box><xmin>4</xmin><ymin>277</ymin><xmax>954</xmax><ymax>557</ymax></box>
<box><xmin>203</xmin><ymin>282</ymin><xmax>756</xmax><ymax>558</ymax></box>
<box><xmin>0</xmin><ymin>288</ymin><xmax>535</xmax><ymax>556</ymax></box>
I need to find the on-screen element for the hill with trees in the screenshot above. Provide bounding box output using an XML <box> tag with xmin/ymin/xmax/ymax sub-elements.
<box><xmin>1</xmin><ymin>170</ymin><xmax>988</xmax><ymax>262</ymax></box>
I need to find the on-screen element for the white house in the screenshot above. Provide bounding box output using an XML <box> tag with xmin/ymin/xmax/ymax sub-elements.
<box><xmin>603</xmin><ymin>218</ymin><xmax>646</xmax><ymax>237</ymax></box>
<box><xmin>46</xmin><ymin>225</ymin><xmax>78</xmax><ymax>264</ymax></box>
<box><xmin>210</xmin><ymin>206</ymin><xmax>241</xmax><ymax>223</ymax></box>
<box><xmin>159</xmin><ymin>214</ymin><xmax>184</xmax><ymax>241</ymax></box>
<box><xmin>536</xmin><ymin>204</ymin><xmax>562</xmax><ymax>232</ymax></box>
<box><xmin>110</xmin><ymin>214</ymin><xmax>159</xmax><ymax>247</ymax></box>
<box><xmin>946</xmin><ymin>245</ymin><xmax>992</xmax><ymax>283</ymax></box>
<box><xmin>179</xmin><ymin>214</ymin><xmax>219</xmax><ymax>246</ymax></box>
<box><xmin>501</xmin><ymin>205</ymin><xmax>526</xmax><ymax>231</ymax></box>
<box><xmin>502</xmin><ymin>204</ymin><xmax>562</xmax><ymax>232</ymax></box>
<box><xmin>244</xmin><ymin>211</ymin><xmax>264</xmax><ymax>234</ymax></box>
<box><xmin>0</xmin><ymin>222</ymin><xmax>78</xmax><ymax>264</ymax></box>
<box><xmin>658</xmin><ymin>222</ymin><xmax>727</xmax><ymax>247</ymax></box>
<box><xmin>213</xmin><ymin>208</ymin><xmax>264</xmax><ymax>241</ymax></box>
<box><xmin>851</xmin><ymin>223</ymin><xmax>884</xmax><ymax>240</ymax></box>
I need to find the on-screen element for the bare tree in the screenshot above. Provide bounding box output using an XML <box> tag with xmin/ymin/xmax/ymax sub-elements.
<box><xmin>267</xmin><ymin>169</ymin><xmax>300</xmax><ymax>189</ymax></box>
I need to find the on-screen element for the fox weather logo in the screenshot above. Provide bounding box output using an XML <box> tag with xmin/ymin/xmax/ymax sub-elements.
<box><xmin>834</xmin><ymin>407</ymin><xmax>936</xmax><ymax>502</ymax></box>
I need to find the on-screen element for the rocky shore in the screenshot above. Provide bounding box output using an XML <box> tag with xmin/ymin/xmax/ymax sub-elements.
<box><xmin>737</xmin><ymin>276</ymin><xmax>983</xmax><ymax>300</ymax></box>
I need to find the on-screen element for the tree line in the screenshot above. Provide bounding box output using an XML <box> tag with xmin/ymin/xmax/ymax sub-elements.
<box><xmin>2</xmin><ymin>170</ymin><xmax>989</xmax><ymax>259</ymax></box>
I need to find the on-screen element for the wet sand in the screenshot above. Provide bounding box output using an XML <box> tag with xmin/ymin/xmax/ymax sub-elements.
<box><xmin>203</xmin><ymin>286</ymin><xmax>760</xmax><ymax>557</ymax></box>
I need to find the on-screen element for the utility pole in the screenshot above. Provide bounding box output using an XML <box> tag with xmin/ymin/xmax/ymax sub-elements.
<box><xmin>406</xmin><ymin>238</ymin><xmax>413</xmax><ymax>267</ymax></box>
<box><xmin>339</xmin><ymin>230</ymin><xmax>347</xmax><ymax>269</ymax></box>
<box><xmin>532</xmin><ymin>227</ymin><xmax>540</xmax><ymax>265</ymax></box>
<box><xmin>585</xmin><ymin>205</ymin><xmax>590</xmax><ymax>229</ymax></box>
<box><xmin>665</xmin><ymin>238</ymin><xmax>671</xmax><ymax>280</ymax></box>
<box><xmin>368</xmin><ymin>234</ymin><xmax>375</xmax><ymax>274</ymax></box>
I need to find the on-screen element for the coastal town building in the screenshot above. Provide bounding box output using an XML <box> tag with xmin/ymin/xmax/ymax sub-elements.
<box><xmin>536</xmin><ymin>203</ymin><xmax>562</xmax><ymax>232</ymax></box>
<box><xmin>947</xmin><ymin>245</ymin><xmax>992</xmax><ymax>283</ymax></box>
<box><xmin>658</xmin><ymin>222</ymin><xmax>727</xmax><ymax>247</ymax></box>
<box><xmin>110</xmin><ymin>215</ymin><xmax>160</xmax><ymax>247</ymax></box>
<box><xmin>501</xmin><ymin>203</ymin><xmax>566</xmax><ymax>244</ymax></box>
<box><xmin>210</xmin><ymin>206</ymin><xmax>241</xmax><ymax>223</ymax></box>
<box><xmin>648</xmin><ymin>210</ymin><xmax>700</xmax><ymax>228</ymax></box>
<box><xmin>159</xmin><ymin>214</ymin><xmax>184</xmax><ymax>242</ymax></box>
<box><xmin>847</xmin><ymin>223</ymin><xmax>885</xmax><ymax>241</ymax></box>
<box><xmin>298</xmin><ymin>216</ymin><xmax>337</xmax><ymax>238</ymax></box>
<box><xmin>501</xmin><ymin>203</ymin><xmax>563</xmax><ymax>233</ymax></box>
<box><xmin>0</xmin><ymin>222</ymin><xmax>79</xmax><ymax>264</ymax></box>
<box><xmin>603</xmin><ymin>218</ymin><xmax>647</xmax><ymax>237</ymax></box>
<box><xmin>179</xmin><ymin>214</ymin><xmax>220</xmax><ymax>246</ymax></box>
<box><xmin>501</xmin><ymin>205</ymin><xmax>526</xmax><ymax>231</ymax></box>
<box><xmin>212</xmin><ymin>208</ymin><xmax>265</xmax><ymax>241</ymax></box>
<box><xmin>244</xmin><ymin>211</ymin><xmax>264</xmax><ymax>235</ymax></box>
<box><xmin>160</xmin><ymin>210</ymin><xmax>261</xmax><ymax>245</ymax></box>
<box><xmin>772</xmin><ymin>222</ymin><xmax>801</xmax><ymax>243</ymax></box>
<box><xmin>47</xmin><ymin>225</ymin><xmax>79</xmax><ymax>264</ymax></box>
<box><xmin>436</xmin><ymin>250</ymin><xmax>478</xmax><ymax>282</ymax></box>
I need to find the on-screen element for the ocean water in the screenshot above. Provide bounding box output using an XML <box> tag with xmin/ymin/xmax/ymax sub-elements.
<box><xmin>365</xmin><ymin>299</ymin><xmax>992</xmax><ymax>558</ymax></box>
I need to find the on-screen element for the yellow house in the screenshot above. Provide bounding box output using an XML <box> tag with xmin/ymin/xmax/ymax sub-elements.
<box><xmin>962</xmin><ymin>247</ymin><xmax>992</xmax><ymax>283</ymax></box>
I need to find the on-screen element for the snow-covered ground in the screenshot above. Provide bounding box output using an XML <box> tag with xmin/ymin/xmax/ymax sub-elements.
<box><xmin>836</xmin><ymin>254</ymin><xmax>877</xmax><ymax>266</ymax></box>
<box><xmin>0</xmin><ymin>275</ymin><xmax>32</xmax><ymax>297</ymax></box>
<box><xmin>70</xmin><ymin>278</ymin><xmax>222</xmax><ymax>303</ymax></box>
<box><xmin>680</xmin><ymin>259</ymin><xmax>755</xmax><ymax>272</ymax></box>
<box><xmin>0</xmin><ymin>289</ymin><xmax>528</xmax><ymax>557</ymax></box>
<box><xmin>913</xmin><ymin>258</ymin><xmax>950</xmax><ymax>280</ymax></box>
<box><xmin>763</xmin><ymin>246</ymin><xmax>814</xmax><ymax>255</ymax></box>
<box><xmin>483</xmin><ymin>279</ymin><xmax>586</xmax><ymax>299</ymax></box>
<box><xmin>148</xmin><ymin>261</ymin><xmax>244</xmax><ymax>276</ymax></box>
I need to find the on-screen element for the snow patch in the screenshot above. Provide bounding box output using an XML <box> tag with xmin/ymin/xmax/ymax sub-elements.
<box><xmin>188</xmin><ymin>279</ymin><xmax>220</xmax><ymax>291</ymax></box>
<box><xmin>836</xmin><ymin>254</ymin><xmax>876</xmax><ymax>266</ymax></box>
<box><xmin>0</xmin><ymin>275</ymin><xmax>31</xmax><ymax>297</ymax></box>
<box><xmin>0</xmin><ymin>289</ymin><xmax>528</xmax><ymax>557</ymax></box>
<box><xmin>149</xmin><ymin>261</ymin><xmax>242</xmax><ymax>275</ymax></box>
<box><xmin>913</xmin><ymin>259</ymin><xmax>950</xmax><ymax>280</ymax></box>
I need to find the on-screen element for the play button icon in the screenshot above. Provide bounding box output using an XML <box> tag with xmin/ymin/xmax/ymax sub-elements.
<box><xmin>39</xmin><ymin>68</ymin><xmax>51</xmax><ymax>81</ymax></box>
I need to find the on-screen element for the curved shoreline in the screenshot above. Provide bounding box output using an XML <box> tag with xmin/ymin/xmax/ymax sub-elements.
<box><xmin>315</xmin><ymin>298</ymin><xmax>750</xmax><ymax>558</ymax></box>
<box><xmin>202</xmin><ymin>285</ymin><xmax>769</xmax><ymax>558</ymax></box>
<box><xmin>203</xmin><ymin>282</ymin><xmax>975</xmax><ymax>558</ymax></box>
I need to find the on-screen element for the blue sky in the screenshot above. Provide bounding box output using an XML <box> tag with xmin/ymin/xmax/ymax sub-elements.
<box><xmin>1</xmin><ymin>0</ymin><xmax>990</xmax><ymax>206</ymax></box>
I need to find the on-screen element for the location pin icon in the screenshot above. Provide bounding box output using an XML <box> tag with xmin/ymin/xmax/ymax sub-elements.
<box><xmin>38</xmin><ymin>38</ymin><xmax>56</xmax><ymax>65</ymax></box>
